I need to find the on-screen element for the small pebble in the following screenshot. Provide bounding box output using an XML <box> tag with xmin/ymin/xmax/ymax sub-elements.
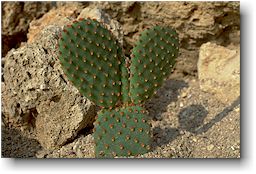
<box><xmin>169</xmin><ymin>102</ymin><xmax>176</xmax><ymax>107</ymax></box>
<box><xmin>40</xmin><ymin>84</ymin><xmax>47</xmax><ymax>90</ymax></box>
<box><xmin>179</xmin><ymin>130</ymin><xmax>185</xmax><ymax>135</ymax></box>
<box><xmin>73</xmin><ymin>144</ymin><xmax>78</xmax><ymax>150</ymax></box>
<box><xmin>234</xmin><ymin>107</ymin><xmax>240</xmax><ymax>112</ymax></box>
<box><xmin>192</xmin><ymin>137</ymin><xmax>197</xmax><ymax>142</ymax></box>
<box><xmin>181</xmin><ymin>92</ymin><xmax>187</xmax><ymax>98</ymax></box>
<box><xmin>77</xmin><ymin>149</ymin><xmax>84</xmax><ymax>158</ymax></box>
<box><xmin>207</xmin><ymin>144</ymin><xmax>214</xmax><ymax>151</ymax></box>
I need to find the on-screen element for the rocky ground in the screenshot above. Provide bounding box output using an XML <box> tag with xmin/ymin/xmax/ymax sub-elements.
<box><xmin>1</xmin><ymin>1</ymin><xmax>240</xmax><ymax>158</ymax></box>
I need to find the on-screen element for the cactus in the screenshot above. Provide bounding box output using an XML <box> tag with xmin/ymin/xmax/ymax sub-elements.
<box><xmin>130</xmin><ymin>26</ymin><xmax>179</xmax><ymax>104</ymax></box>
<box><xmin>93</xmin><ymin>106</ymin><xmax>151</xmax><ymax>157</ymax></box>
<box><xmin>58</xmin><ymin>19</ymin><xmax>122</xmax><ymax>108</ymax></box>
<box><xmin>58</xmin><ymin>18</ymin><xmax>179</xmax><ymax>158</ymax></box>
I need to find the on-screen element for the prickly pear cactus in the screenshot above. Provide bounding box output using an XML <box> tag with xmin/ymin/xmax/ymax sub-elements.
<box><xmin>94</xmin><ymin>106</ymin><xmax>151</xmax><ymax>157</ymax></box>
<box><xmin>130</xmin><ymin>26</ymin><xmax>179</xmax><ymax>104</ymax></box>
<box><xmin>58</xmin><ymin>18</ymin><xmax>124</xmax><ymax>108</ymax></box>
<box><xmin>58</xmin><ymin>18</ymin><xmax>179</xmax><ymax>158</ymax></box>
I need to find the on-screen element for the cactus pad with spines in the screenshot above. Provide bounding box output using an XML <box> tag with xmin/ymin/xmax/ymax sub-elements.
<box><xmin>130</xmin><ymin>26</ymin><xmax>179</xmax><ymax>104</ymax></box>
<box><xmin>93</xmin><ymin>106</ymin><xmax>151</xmax><ymax>158</ymax></box>
<box><xmin>58</xmin><ymin>18</ymin><xmax>124</xmax><ymax>108</ymax></box>
<box><xmin>58</xmin><ymin>18</ymin><xmax>179</xmax><ymax>158</ymax></box>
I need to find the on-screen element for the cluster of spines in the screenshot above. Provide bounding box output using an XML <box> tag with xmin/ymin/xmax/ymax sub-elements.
<box><xmin>93</xmin><ymin>106</ymin><xmax>151</xmax><ymax>158</ymax></box>
<box><xmin>58</xmin><ymin>18</ymin><xmax>127</xmax><ymax>108</ymax></box>
<box><xmin>129</xmin><ymin>26</ymin><xmax>179</xmax><ymax>104</ymax></box>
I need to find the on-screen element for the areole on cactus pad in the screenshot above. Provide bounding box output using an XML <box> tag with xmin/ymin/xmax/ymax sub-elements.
<box><xmin>58</xmin><ymin>18</ymin><xmax>179</xmax><ymax>158</ymax></box>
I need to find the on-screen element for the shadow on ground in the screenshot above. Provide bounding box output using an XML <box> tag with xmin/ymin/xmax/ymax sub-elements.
<box><xmin>145</xmin><ymin>79</ymin><xmax>189</xmax><ymax>120</ymax></box>
<box><xmin>151</xmin><ymin>79</ymin><xmax>240</xmax><ymax>149</ymax></box>
<box><xmin>1</xmin><ymin>127</ymin><xmax>42</xmax><ymax>158</ymax></box>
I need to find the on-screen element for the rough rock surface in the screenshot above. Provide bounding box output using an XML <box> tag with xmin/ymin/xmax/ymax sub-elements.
<box><xmin>2</xmin><ymin>2</ymin><xmax>53</xmax><ymax>56</ymax></box>
<box><xmin>28</xmin><ymin>5</ymin><xmax>123</xmax><ymax>46</ymax></box>
<box><xmin>36</xmin><ymin>134</ymin><xmax>95</xmax><ymax>158</ymax></box>
<box><xmin>198</xmin><ymin>42</ymin><xmax>240</xmax><ymax>104</ymax></box>
<box><xmin>27</xmin><ymin>2</ymin><xmax>86</xmax><ymax>43</ymax></box>
<box><xmin>90</xmin><ymin>1</ymin><xmax>240</xmax><ymax>46</ymax></box>
<box><xmin>2</xmin><ymin>25</ymin><xmax>96</xmax><ymax>149</ymax></box>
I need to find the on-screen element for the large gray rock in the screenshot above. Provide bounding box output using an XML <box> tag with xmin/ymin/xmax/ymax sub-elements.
<box><xmin>2</xmin><ymin>25</ymin><xmax>96</xmax><ymax>149</ymax></box>
<box><xmin>198</xmin><ymin>42</ymin><xmax>240</xmax><ymax>104</ymax></box>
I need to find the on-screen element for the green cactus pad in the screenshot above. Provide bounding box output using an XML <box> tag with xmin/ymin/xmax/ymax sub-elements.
<box><xmin>93</xmin><ymin>106</ymin><xmax>151</xmax><ymax>158</ymax></box>
<box><xmin>58</xmin><ymin>18</ymin><xmax>125</xmax><ymax>108</ymax></box>
<box><xmin>130</xmin><ymin>26</ymin><xmax>179</xmax><ymax>104</ymax></box>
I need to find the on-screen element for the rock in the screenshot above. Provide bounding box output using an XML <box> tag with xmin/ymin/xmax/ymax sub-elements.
<box><xmin>2</xmin><ymin>2</ymin><xmax>53</xmax><ymax>56</ymax></box>
<box><xmin>91</xmin><ymin>1</ymin><xmax>239</xmax><ymax>47</ymax></box>
<box><xmin>192</xmin><ymin>137</ymin><xmax>197</xmax><ymax>142</ymax></box>
<box><xmin>169</xmin><ymin>102</ymin><xmax>176</xmax><ymax>107</ymax></box>
<box><xmin>143</xmin><ymin>2</ymin><xmax>239</xmax><ymax>46</ymax></box>
<box><xmin>44</xmin><ymin>134</ymin><xmax>95</xmax><ymax>158</ymax></box>
<box><xmin>198</xmin><ymin>42</ymin><xmax>240</xmax><ymax>104</ymax></box>
<box><xmin>181</xmin><ymin>91</ymin><xmax>187</xmax><ymax>98</ymax></box>
<box><xmin>2</xmin><ymin>25</ymin><xmax>96</xmax><ymax>149</ymax></box>
<box><xmin>27</xmin><ymin>3</ymin><xmax>85</xmax><ymax>43</ymax></box>
<box><xmin>36</xmin><ymin>90</ymin><xmax>95</xmax><ymax>149</ymax></box>
<box><xmin>234</xmin><ymin>107</ymin><xmax>240</xmax><ymax>112</ymax></box>
<box><xmin>28</xmin><ymin>6</ymin><xmax>123</xmax><ymax>46</ymax></box>
<box><xmin>175</xmin><ymin>48</ymin><xmax>199</xmax><ymax>77</ymax></box>
<box><xmin>207</xmin><ymin>144</ymin><xmax>215</xmax><ymax>151</ymax></box>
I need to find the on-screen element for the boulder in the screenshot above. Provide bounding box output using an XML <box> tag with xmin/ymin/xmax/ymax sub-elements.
<box><xmin>198</xmin><ymin>42</ymin><xmax>240</xmax><ymax>104</ymax></box>
<box><xmin>2</xmin><ymin>25</ymin><xmax>96</xmax><ymax>149</ymax></box>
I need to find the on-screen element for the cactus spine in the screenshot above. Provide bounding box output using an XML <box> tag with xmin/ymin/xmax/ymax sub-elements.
<box><xmin>58</xmin><ymin>18</ymin><xmax>179</xmax><ymax>158</ymax></box>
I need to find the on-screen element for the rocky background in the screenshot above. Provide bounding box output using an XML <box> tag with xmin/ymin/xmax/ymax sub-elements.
<box><xmin>1</xmin><ymin>1</ymin><xmax>240</xmax><ymax>158</ymax></box>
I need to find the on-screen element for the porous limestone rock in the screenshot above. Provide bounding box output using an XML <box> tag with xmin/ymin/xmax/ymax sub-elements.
<box><xmin>198</xmin><ymin>42</ymin><xmax>240</xmax><ymax>104</ymax></box>
<box><xmin>2</xmin><ymin>25</ymin><xmax>96</xmax><ymax>149</ymax></box>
